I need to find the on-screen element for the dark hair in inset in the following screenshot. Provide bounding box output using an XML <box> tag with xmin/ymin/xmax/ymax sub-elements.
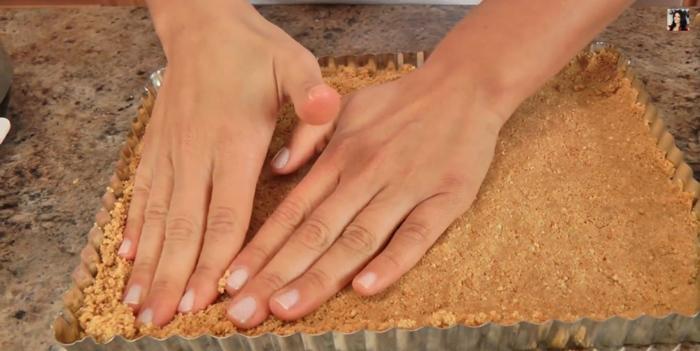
<box><xmin>668</xmin><ymin>9</ymin><xmax>689</xmax><ymax>31</ymax></box>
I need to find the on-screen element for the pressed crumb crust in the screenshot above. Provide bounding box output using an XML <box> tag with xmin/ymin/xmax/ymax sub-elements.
<box><xmin>77</xmin><ymin>51</ymin><xmax>699</xmax><ymax>341</ymax></box>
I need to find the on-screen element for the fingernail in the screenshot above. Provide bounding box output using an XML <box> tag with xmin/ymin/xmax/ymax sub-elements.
<box><xmin>137</xmin><ymin>308</ymin><xmax>153</xmax><ymax>325</ymax></box>
<box><xmin>356</xmin><ymin>272</ymin><xmax>377</xmax><ymax>290</ymax></box>
<box><xmin>123</xmin><ymin>285</ymin><xmax>142</xmax><ymax>305</ymax></box>
<box><xmin>178</xmin><ymin>289</ymin><xmax>194</xmax><ymax>313</ymax></box>
<box><xmin>271</xmin><ymin>147</ymin><xmax>290</xmax><ymax>169</ymax></box>
<box><xmin>226</xmin><ymin>267</ymin><xmax>249</xmax><ymax>290</ymax></box>
<box><xmin>228</xmin><ymin>296</ymin><xmax>256</xmax><ymax>323</ymax></box>
<box><xmin>307</xmin><ymin>84</ymin><xmax>330</xmax><ymax>100</ymax></box>
<box><xmin>273</xmin><ymin>289</ymin><xmax>300</xmax><ymax>310</ymax></box>
<box><xmin>0</xmin><ymin>118</ymin><xmax>9</xmax><ymax>144</ymax></box>
<box><xmin>117</xmin><ymin>239</ymin><xmax>131</xmax><ymax>257</ymax></box>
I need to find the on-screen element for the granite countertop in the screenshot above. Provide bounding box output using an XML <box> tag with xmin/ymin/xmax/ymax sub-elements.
<box><xmin>0</xmin><ymin>5</ymin><xmax>698</xmax><ymax>350</ymax></box>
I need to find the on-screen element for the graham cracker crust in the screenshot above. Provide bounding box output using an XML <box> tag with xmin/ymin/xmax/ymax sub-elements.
<box><xmin>76</xmin><ymin>50</ymin><xmax>699</xmax><ymax>342</ymax></box>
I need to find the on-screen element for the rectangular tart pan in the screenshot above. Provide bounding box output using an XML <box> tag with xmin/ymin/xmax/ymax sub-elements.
<box><xmin>51</xmin><ymin>42</ymin><xmax>700</xmax><ymax>351</ymax></box>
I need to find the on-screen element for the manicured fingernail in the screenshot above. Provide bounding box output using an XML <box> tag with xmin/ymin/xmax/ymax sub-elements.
<box><xmin>123</xmin><ymin>285</ymin><xmax>141</xmax><ymax>305</ymax></box>
<box><xmin>178</xmin><ymin>289</ymin><xmax>194</xmax><ymax>313</ymax></box>
<box><xmin>228</xmin><ymin>296</ymin><xmax>256</xmax><ymax>323</ymax></box>
<box><xmin>226</xmin><ymin>267</ymin><xmax>249</xmax><ymax>290</ymax></box>
<box><xmin>356</xmin><ymin>272</ymin><xmax>377</xmax><ymax>290</ymax></box>
<box><xmin>307</xmin><ymin>84</ymin><xmax>330</xmax><ymax>100</ymax></box>
<box><xmin>117</xmin><ymin>239</ymin><xmax>131</xmax><ymax>257</ymax></box>
<box><xmin>137</xmin><ymin>308</ymin><xmax>153</xmax><ymax>325</ymax></box>
<box><xmin>271</xmin><ymin>147</ymin><xmax>290</xmax><ymax>169</ymax></box>
<box><xmin>273</xmin><ymin>289</ymin><xmax>300</xmax><ymax>310</ymax></box>
<box><xmin>0</xmin><ymin>118</ymin><xmax>9</xmax><ymax>144</ymax></box>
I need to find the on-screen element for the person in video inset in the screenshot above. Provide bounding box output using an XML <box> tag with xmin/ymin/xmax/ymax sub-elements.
<box><xmin>668</xmin><ymin>9</ymin><xmax>690</xmax><ymax>31</ymax></box>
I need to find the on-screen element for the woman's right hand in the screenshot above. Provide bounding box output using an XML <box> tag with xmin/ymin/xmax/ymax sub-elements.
<box><xmin>117</xmin><ymin>0</ymin><xmax>340</xmax><ymax>327</ymax></box>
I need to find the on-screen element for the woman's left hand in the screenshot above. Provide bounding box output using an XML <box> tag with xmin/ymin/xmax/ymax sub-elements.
<box><xmin>224</xmin><ymin>64</ymin><xmax>507</xmax><ymax>327</ymax></box>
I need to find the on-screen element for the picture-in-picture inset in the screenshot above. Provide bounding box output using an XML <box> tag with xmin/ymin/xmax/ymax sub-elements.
<box><xmin>667</xmin><ymin>8</ymin><xmax>691</xmax><ymax>31</ymax></box>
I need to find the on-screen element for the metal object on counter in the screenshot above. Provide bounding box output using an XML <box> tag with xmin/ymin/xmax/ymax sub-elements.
<box><xmin>0</xmin><ymin>43</ymin><xmax>12</xmax><ymax>144</ymax></box>
<box><xmin>0</xmin><ymin>118</ymin><xmax>9</xmax><ymax>144</ymax></box>
<box><xmin>53</xmin><ymin>43</ymin><xmax>700</xmax><ymax>351</ymax></box>
<box><xmin>0</xmin><ymin>42</ymin><xmax>12</xmax><ymax>127</ymax></box>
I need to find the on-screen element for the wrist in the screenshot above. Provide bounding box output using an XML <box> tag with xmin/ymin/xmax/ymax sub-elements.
<box><xmin>418</xmin><ymin>54</ymin><xmax>516</xmax><ymax>129</ymax></box>
<box><xmin>146</xmin><ymin>0</ymin><xmax>257</xmax><ymax>57</ymax></box>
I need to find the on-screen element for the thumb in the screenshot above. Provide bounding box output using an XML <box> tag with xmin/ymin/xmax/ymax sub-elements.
<box><xmin>270</xmin><ymin>120</ymin><xmax>334</xmax><ymax>175</ymax></box>
<box><xmin>280</xmin><ymin>52</ymin><xmax>341</xmax><ymax>126</ymax></box>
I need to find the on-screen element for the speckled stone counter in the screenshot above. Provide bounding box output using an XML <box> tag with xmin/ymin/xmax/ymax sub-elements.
<box><xmin>0</xmin><ymin>6</ymin><xmax>697</xmax><ymax>350</ymax></box>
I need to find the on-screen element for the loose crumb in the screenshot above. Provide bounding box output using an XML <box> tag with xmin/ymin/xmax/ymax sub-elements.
<box><xmin>429</xmin><ymin>310</ymin><xmax>457</xmax><ymax>327</ymax></box>
<box><xmin>217</xmin><ymin>270</ymin><xmax>230</xmax><ymax>294</ymax></box>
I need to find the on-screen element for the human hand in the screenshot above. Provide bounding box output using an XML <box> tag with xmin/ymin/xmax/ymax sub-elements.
<box><xmin>223</xmin><ymin>62</ymin><xmax>508</xmax><ymax>327</ymax></box>
<box><xmin>118</xmin><ymin>0</ymin><xmax>340</xmax><ymax>327</ymax></box>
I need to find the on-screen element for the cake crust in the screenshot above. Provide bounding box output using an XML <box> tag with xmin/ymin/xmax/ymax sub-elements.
<box><xmin>75</xmin><ymin>50</ymin><xmax>699</xmax><ymax>342</ymax></box>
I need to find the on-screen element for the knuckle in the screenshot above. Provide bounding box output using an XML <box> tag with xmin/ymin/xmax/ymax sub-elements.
<box><xmin>399</xmin><ymin>221</ymin><xmax>432</xmax><ymax>245</ymax></box>
<box><xmin>294</xmin><ymin>217</ymin><xmax>332</xmax><ymax>253</ymax></box>
<box><xmin>144</xmin><ymin>203</ymin><xmax>168</xmax><ymax>223</ymax></box>
<box><xmin>206</xmin><ymin>206</ymin><xmax>238</xmax><ymax>239</ymax></box>
<box><xmin>290</xmin><ymin>48</ymin><xmax>318</xmax><ymax>68</ymax></box>
<box><xmin>165</xmin><ymin>216</ymin><xmax>200</xmax><ymax>244</ymax></box>
<box><xmin>378</xmin><ymin>249</ymin><xmax>404</xmax><ymax>271</ymax></box>
<box><xmin>366</xmin><ymin>150</ymin><xmax>389</xmax><ymax>169</ymax></box>
<box><xmin>327</xmin><ymin>136</ymin><xmax>353</xmax><ymax>159</ymax></box>
<box><xmin>175</xmin><ymin>126</ymin><xmax>196</xmax><ymax>156</ymax></box>
<box><xmin>212</xmin><ymin>131</ymin><xmax>236</xmax><ymax>154</ymax></box>
<box><xmin>303</xmin><ymin>268</ymin><xmax>332</xmax><ymax>290</ymax></box>
<box><xmin>131</xmin><ymin>257</ymin><xmax>156</xmax><ymax>277</ymax></box>
<box><xmin>240</xmin><ymin>243</ymin><xmax>271</xmax><ymax>265</ymax></box>
<box><xmin>357</xmin><ymin>154</ymin><xmax>388</xmax><ymax>182</ymax></box>
<box><xmin>439</xmin><ymin>173</ymin><xmax>466</xmax><ymax>190</ymax></box>
<box><xmin>124</xmin><ymin>217</ymin><xmax>144</xmax><ymax>237</ymax></box>
<box><xmin>391</xmin><ymin>160</ymin><xmax>418</xmax><ymax>180</ymax></box>
<box><xmin>337</xmin><ymin>223</ymin><xmax>377</xmax><ymax>255</ymax></box>
<box><xmin>269</xmin><ymin>197</ymin><xmax>307</xmax><ymax>230</ymax></box>
<box><xmin>149</xmin><ymin>278</ymin><xmax>178</xmax><ymax>296</ymax></box>
<box><xmin>314</xmin><ymin>159</ymin><xmax>341</xmax><ymax>183</ymax></box>
<box><xmin>321</xmin><ymin>138</ymin><xmax>350</xmax><ymax>166</ymax></box>
<box><xmin>255</xmin><ymin>271</ymin><xmax>285</xmax><ymax>291</ymax></box>
<box><xmin>131</xmin><ymin>183</ymin><xmax>150</xmax><ymax>202</ymax></box>
<box><xmin>192</xmin><ymin>264</ymin><xmax>220</xmax><ymax>281</ymax></box>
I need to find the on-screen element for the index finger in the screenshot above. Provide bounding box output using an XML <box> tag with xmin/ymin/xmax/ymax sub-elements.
<box><xmin>178</xmin><ymin>142</ymin><xmax>267</xmax><ymax>314</ymax></box>
<box><xmin>120</xmin><ymin>81</ymin><xmax>170</xmax><ymax>260</ymax></box>
<box><xmin>222</xmin><ymin>159</ymin><xmax>339</xmax><ymax>295</ymax></box>
<box><xmin>226</xmin><ymin>178</ymin><xmax>377</xmax><ymax>328</ymax></box>
<box><xmin>137</xmin><ymin>154</ymin><xmax>210</xmax><ymax>326</ymax></box>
